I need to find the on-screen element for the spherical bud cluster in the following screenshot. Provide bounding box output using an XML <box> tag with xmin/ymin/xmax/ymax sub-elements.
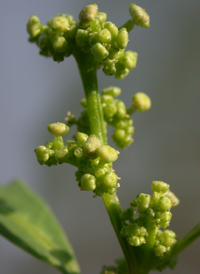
<box><xmin>154</xmin><ymin>230</ymin><xmax>177</xmax><ymax>257</ymax></box>
<box><xmin>27</xmin><ymin>13</ymin><xmax>77</xmax><ymax>62</ymax></box>
<box><xmin>27</xmin><ymin>5</ymin><xmax>138</xmax><ymax>78</ymax></box>
<box><xmin>132</xmin><ymin>92</ymin><xmax>151</xmax><ymax>112</ymax></box>
<box><xmin>120</xmin><ymin>181</ymin><xmax>179</xmax><ymax>254</ymax></box>
<box><xmin>35</xmin><ymin>125</ymin><xmax>119</xmax><ymax>196</ymax></box>
<box><xmin>129</xmin><ymin>4</ymin><xmax>150</xmax><ymax>28</ymax></box>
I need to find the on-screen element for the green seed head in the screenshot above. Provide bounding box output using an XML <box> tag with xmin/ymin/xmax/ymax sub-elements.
<box><xmin>78</xmin><ymin>4</ymin><xmax>98</xmax><ymax>26</ymax></box>
<box><xmin>47</xmin><ymin>122</ymin><xmax>69</xmax><ymax>135</ymax></box>
<box><xmin>81</xmin><ymin>174</ymin><xmax>96</xmax><ymax>191</ymax></box>
<box><xmin>151</xmin><ymin>181</ymin><xmax>170</xmax><ymax>194</ymax></box>
<box><xmin>129</xmin><ymin>3</ymin><xmax>150</xmax><ymax>28</ymax></box>
<box><xmin>50</xmin><ymin>16</ymin><xmax>69</xmax><ymax>32</ymax></box>
<box><xmin>96</xmin><ymin>145</ymin><xmax>119</xmax><ymax>163</ymax></box>
<box><xmin>132</xmin><ymin>92</ymin><xmax>151</xmax><ymax>112</ymax></box>
<box><xmin>35</xmin><ymin>146</ymin><xmax>49</xmax><ymax>162</ymax></box>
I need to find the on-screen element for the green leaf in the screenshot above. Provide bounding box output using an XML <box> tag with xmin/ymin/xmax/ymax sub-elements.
<box><xmin>0</xmin><ymin>180</ymin><xmax>80</xmax><ymax>274</ymax></box>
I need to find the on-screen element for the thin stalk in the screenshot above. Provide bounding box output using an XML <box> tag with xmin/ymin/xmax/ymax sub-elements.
<box><xmin>73</xmin><ymin>48</ymin><xmax>140</xmax><ymax>274</ymax></box>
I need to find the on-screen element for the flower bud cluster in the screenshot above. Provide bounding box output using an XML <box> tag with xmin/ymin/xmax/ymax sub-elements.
<box><xmin>120</xmin><ymin>181</ymin><xmax>179</xmax><ymax>257</ymax></box>
<box><xmin>35</xmin><ymin>123</ymin><xmax>120</xmax><ymax>196</ymax></box>
<box><xmin>27</xmin><ymin>4</ymin><xmax>140</xmax><ymax>78</ymax></box>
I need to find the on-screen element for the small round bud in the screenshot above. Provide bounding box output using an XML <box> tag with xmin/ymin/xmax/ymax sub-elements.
<box><xmin>154</xmin><ymin>244</ymin><xmax>167</xmax><ymax>257</ymax></box>
<box><xmin>115</xmin><ymin>67</ymin><xmax>130</xmax><ymax>80</ymax></box>
<box><xmin>121</xmin><ymin>207</ymin><xmax>135</xmax><ymax>221</ymax></box>
<box><xmin>120</xmin><ymin>51</ymin><xmax>138</xmax><ymax>70</ymax></box>
<box><xmin>96</xmin><ymin>145</ymin><xmax>118</xmax><ymax>163</ymax></box>
<box><xmin>104</xmin><ymin>22</ymin><xmax>118</xmax><ymax>37</ymax></box>
<box><xmin>132</xmin><ymin>92</ymin><xmax>151</xmax><ymax>112</ymax></box>
<box><xmin>35</xmin><ymin>146</ymin><xmax>49</xmax><ymax>162</ymax></box>
<box><xmin>98</xmin><ymin>29</ymin><xmax>112</xmax><ymax>43</ymax></box>
<box><xmin>91</xmin><ymin>43</ymin><xmax>109</xmax><ymax>60</ymax></box>
<box><xmin>103</xmin><ymin>103</ymin><xmax>117</xmax><ymax>119</ymax></box>
<box><xmin>47</xmin><ymin>122</ymin><xmax>69</xmax><ymax>135</ymax></box>
<box><xmin>116</xmin><ymin>28</ymin><xmax>128</xmax><ymax>49</ymax></box>
<box><xmin>103</xmin><ymin>60</ymin><xmax>116</xmax><ymax>76</ymax></box>
<box><xmin>113</xmin><ymin>129</ymin><xmax>126</xmax><ymax>140</ymax></box>
<box><xmin>50</xmin><ymin>16</ymin><xmax>69</xmax><ymax>32</ymax></box>
<box><xmin>75</xmin><ymin>29</ymin><xmax>89</xmax><ymax>46</ymax></box>
<box><xmin>55</xmin><ymin>148</ymin><xmax>69</xmax><ymax>163</ymax></box>
<box><xmin>37</xmin><ymin>33</ymin><xmax>49</xmax><ymax>51</ymax></box>
<box><xmin>101</xmin><ymin>95</ymin><xmax>114</xmax><ymax>104</ymax></box>
<box><xmin>81</xmin><ymin>174</ymin><xmax>96</xmax><ymax>191</ymax></box>
<box><xmin>137</xmin><ymin>193</ymin><xmax>151</xmax><ymax>212</ymax></box>
<box><xmin>160</xmin><ymin>212</ymin><xmax>172</xmax><ymax>228</ymax></box>
<box><xmin>90</xmin><ymin>19</ymin><xmax>101</xmax><ymax>32</ymax></box>
<box><xmin>103</xmin><ymin>171</ymin><xmax>118</xmax><ymax>188</ymax></box>
<box><xmin>74</xmin><ymin>147</ymin><xmax>83</xmax><ymax>159</ymax></box>
<box><xmin>102</xmin><ymin>86</ymin><xmax>121</xmax><ymax>97</ymax></box>
<box><xmin>167</xmin><ymin>191</ymin><xmax>180</xmax><ymax>207</ymax></box>
<box><xmin>80</xmin><ymin>98</ymin><xmax>87</xmax><ymax>108</ymax></box>
<box><xmin>115</xmin><ymin>101</ymin><xmax>127</xmax><ymax>119</ymax></box>
<box><xmin>151</xmin><ymin>181</ymin><xmax>169</xmax><ymax>194</ymax></box>
<box><xmin>79</xmin><ymin>4</ymin><xmax>98</xmax><ymax>26</ymax></box>
<box><xmin>96</xmin><ymin>12</ymin><xmax>107</xmax><ymax>23</ymax></box>
<box><xmin>53</xmin><ymin>37</ymin><xmax>68</xmax><ymax>52</ymax></box>
<box><xmin>75</xmin><ymin>132</ymin><xmax>88</xmax><ymax>144</ymax></box>
<box><xmin>126</xmin><ymin>223</ymin><xmax>140</xmax><ymax>236</ymax></box>
<box><xmin>82</xmin><ymin>135</ymin><xmax>102</xmax><ymax>159</ymax></box>
<box><xmin>129</xmin><ymin>4</ymin><xmax>150</xmax><ymax>28</ymax></box>
<box><xmin>27</xmin><ymin>15</ymin><xmax>41</xmax><ymax>38</ymax></box>
<box><xmin>158</xmin><ymin>196</ymin><xmax>173</xmax><ymax>211</ymax></box>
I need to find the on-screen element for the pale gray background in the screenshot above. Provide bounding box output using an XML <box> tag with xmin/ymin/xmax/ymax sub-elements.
<box><xmin>0</xmin><ymin>0</ymin><xmax>200</xmax><ymax>273</ymax></box>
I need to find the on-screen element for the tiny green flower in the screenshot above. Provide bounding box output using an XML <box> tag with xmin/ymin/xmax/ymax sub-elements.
<box><xmin>47</xmin><ymin>122</ymin><xmax>69</xmax><ymax>135</ymax></box>
<box><xmin>129</xmin><ymin>3</ymin><xmax>150</xmax><ymax>28</ymax></box>
<box><xmin>81</xmin><ymin>174</ymin><xmax>96</xmax><ymax>191</ymax></box>
<box><xmin>132</xmin><ymin>92</ymin><xmax>151</xmax><ymax>112</ymax></box>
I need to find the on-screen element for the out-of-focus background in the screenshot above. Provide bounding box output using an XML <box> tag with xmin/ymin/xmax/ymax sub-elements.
<box><xmin>0</xmin><ymin>0</ymin><xmax>200</xmax><ymax>273</ymax></box>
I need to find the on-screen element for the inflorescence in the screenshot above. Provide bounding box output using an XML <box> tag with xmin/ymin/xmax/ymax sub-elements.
<box><xmin>66</xmin><ymin>86</ymin><xmax>151</xmax><ymax>149</ymax></box>
<box><xmin>120</xmin><ymin>181</ymin><xmax>179</xmax><ymax>258</ymax></box>
<box><xmin>27</xmin><ymin>3</ymin><xmax>149</xmax><ymax>79</ymax></box>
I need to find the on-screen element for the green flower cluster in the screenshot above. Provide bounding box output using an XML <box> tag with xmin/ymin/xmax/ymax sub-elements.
<box><xmin>27</xmin><ymin>3</ymin><xmax>149</xmax><ymax>78</ymax></box>
<box><xmin>120</xmin><ymin>181</ymin><xmax>179</xmax><ymax>257</ymax></box>
<box><xmin>35</xmin><ymin>122</ymin><xmax>120</xmax><ymax>196</ymax></box>
<box><xmin>66</xmin><ymin>86</ymin><xmax>151</xmax><ymax>148</ymax></box>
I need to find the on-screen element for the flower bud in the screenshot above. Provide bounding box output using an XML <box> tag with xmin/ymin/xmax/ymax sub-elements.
<box><xmin>37</xmin><ymin>33</ymin><xmax>49</xmax><ymax>51</ymax></box>
<box><xmin>120</xmin><ymin>51</ymin><xmax>138</xmax><ymax>70</ymax></box>
<box><xmin>104</xmin><ymin>22</ymin><xmax>118</xmax><ymax>37</ymax></box>
<box><xmin>53</xmin><ymin>37</ymin><xmax>68</xmax><ymax>52</ymax></box>
<box><xmin>35</xmin><ymin>146</ymin><xmax>49</xmax><ymax>162</ymax></box>
<box><xmin>55</xmin><ymin>148</ymin><xmax>69</xmax><ymax>163</ymax></box>
<box><xmin>154</xmin><ymin>244</ymin><xmax>167</xmax><ymax>257</ymax></box>
<box><xmin>80</xmin><ymin>98</ymin><xmax>87</xmax><ymax>108</ymax></box>
<box><xmin>103</xmin><ymin>103</ymin><xmax>117</xmax><ymax>119</ymax></box>
<box><xmin>91</xmin><ymin>43</ymin><xmax>109</xmax><ymax>60</ymax></box>
<box><xmin>50</xmin><ymin>16</ymin><xmax>69</xmax><ymax>33</ymax></box>
<box><xmin>47</xmin><ymin>122</ymin><xmax>69</xmax><ymax>135</ymax></box>
<box><xmin>82</xmin><ymin>135</ymin><xmax>102</xmax><ymax>159</ymax></box>
<box><xmin>102</xmin><ymin>86</ymin><xmax>121</xmax><ymax>97</ymax></box>
<box><xmin>81</xmin><ymin>174</ymin><xmax>96</xmax><ymax>191</ymax></box>
<box><xmin>75</xmin><ymin>29</ymin><xmax>89</xmax><ymax>46</ymax></box>
<box><xmin>167</xmin><ymin>191</ymin><xmax>180</xmax><ymax>207</ymax></box>
<box><xmin>90</xmin><ymin>19</ymin><xmax>101</xmax><ymax>32</ymax></box>
<box><xmin>75</xmin><ymin>132</ymin><xmax>88</xmax><ymax>144</ymax></box>
<box><xmin>160</xmin><ymin>212</ymin><xmax>172</xmax><ymax>228</ymax></box>
<box><xmin>96</xmin><ymin>145</ymin><xmax>118</xmax><ymax>163</ymax></box>
<box><xmin>151</xmin><ymin>181</ymin><xmax>169</xmax><ymax>194</ymax></box>
<box><xmin>98</xmin><ymin>29</ymin><xmax>112</xmax><ymax>43</ymax></box>
<box><xmin>129</xmin><ymin>4</ymin><xmax>150</xmax><ymax>28</ymax></box>
<box><xmin>116</xmin><ymin>28</ymin><xmax>128</xmax><ymax>49</ymax></box>
<box><xmin>137</xmin><ymin>193</ymin><xmax>151</xmax><ymax>212</ymax></box>
<box><xmin>74</xmin><ymin>147</ymin><xmax>83</xmax><ymax>159</ymax></box>
<box><xmin>132</xmin><ymin>92</ymin><xmax>151</xmax><ymax>112</ymax></box>
<box><xmin>27</xmin><ymin>15</ymin><xmax>41</xmax><ymax>38</ymax></box>
<box><xmin>115</xmin><ymin>67</ymin><xmax>130</xmax><ymax>79</ymax></box>
<box><xmin>115</xmin><ymin>101</ymin><xmax>127</xmax><ymax>119</ymax></box>
<box><xmin>103</xmin><ymin>171</ymin><xmax>118</xmax><ymax>188</ymax></box>
<box><xmin>96</xmin><ymin>12</ymin><xmax>107</xmax><ymax>23</ymax></box>
<box><xmin>158</xmin><ymin>196</ymin><xmax>173</xmax><ymax>211</ymax></box>
<box><xmin>79</xmin><ymin>4</ymin><xmax>98</xmax><ymax>26</ymax></box>
<box><xmin>103</xmin><ymin>60</ymin><xmax>116</xmax><ymax>76</ymax></box>
<box><xmin>121</xmin><ymin>207</ymin><xmax>135</xmax><ymax>221</ymax></box>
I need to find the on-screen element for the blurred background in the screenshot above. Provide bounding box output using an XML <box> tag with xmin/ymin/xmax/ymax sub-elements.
<box><xmin>0</xmin><ymin>0</ymin><xmax>200</xmax><ymax>273</ymax></box>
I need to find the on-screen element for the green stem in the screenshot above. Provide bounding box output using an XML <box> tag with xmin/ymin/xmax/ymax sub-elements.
<box><xmin>119</xmin><ymin>19</ymin><xmax>135</xmax><ymax>32</ymax></box>
<box><xmin>73</xmin><ymin>48</ymin><xmax>139</xmax><ymax>274</ymax></box>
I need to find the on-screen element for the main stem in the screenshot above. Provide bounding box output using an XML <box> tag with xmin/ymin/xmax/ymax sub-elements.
<box><xmin>73</xmin><ymin>49</ymin><xmax>139</xmax><ymax>274</ymax></box>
